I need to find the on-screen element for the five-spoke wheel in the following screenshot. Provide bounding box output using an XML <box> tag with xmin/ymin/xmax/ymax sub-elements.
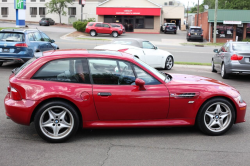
<box><xmin>197</xmin><ymin>98</ymin><xmax>235</xmax><ymax>136</ymax></box>
<box><xmin>165</xmin><ymin>56</ymin><xmax>173</xmax><ymax>70</ymax></box>
<box><xmin>34</xmin><ymin>101</ymin><xmax>79</xmax><ymax>143</ymax></box>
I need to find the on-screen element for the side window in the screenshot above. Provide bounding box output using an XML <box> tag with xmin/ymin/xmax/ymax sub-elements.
<box><xmin>103</xmin><ymin>24</ymin><xmax>110</xmax><ymax>28</ymax></box>
<box><xmin>95</xmin><ymin>23</ymin><xmax>102</xmax><ymax>27</ymax></box>
<box><xmin>225</xmin><ymin>43</ymin><xmax>230</xmax><ymax>52</ymax></box>
<box><xmin>89</xmin><ymin>59</ymin><xmax>135</xmax><ymax>85</ymax></box>
<box><xmin>41</xmin><ymin>32</ymin><xmax>51</xmax><ymax>42</ymax></box>
<box><xmin>133</xmin><ymin>65</ymin><xmax>161</xmax><ymax>85</ymax></box>
<box><xmin>88</xmin><ymin>23</ymin><xmax>94</xmax><ymax>26</ymax></box>
<box><xmin>142</xmin><ymin>41</ymin><xmax>155</xmax><ymax>49</ymax></box>
<box><xmin>32</xmin><ymin>59</ymin><xmax>91</xmax><ymax>84</ymax></box>
<box><xmin>27</xmin><ymin>33</ymin><xmax>35</xmax><ymax>41</ymax></box>
<box><xmin>33</xmin><ymin>32</ymin><xmax>43</xmax><ymax>41</ymax></box>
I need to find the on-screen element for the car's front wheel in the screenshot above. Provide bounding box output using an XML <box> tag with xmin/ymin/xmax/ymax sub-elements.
<box><xmin>211</xmin><ymin>59</ymin><xmax>216</xmax><ymax>72</ymax></box>
<box><xmin>34</xmin><ymin>101</ymin><xmax>79</xmax><ymax>143</ymax></box>
<box><xmin>197</xmin><ymin>98</ymin><xmax>235</xmax><ymax>136</ymax></box>
<box><xmin>112</xmin><ymin>31</ymin><xmax>118</xmax><ymax>37</ymax></box>
<box><xmin>165</xmin><ymin>56</ymin><xmax>173</xmax><ymax>70</ymax></box>
<box><xmin>90</xmin><ymin>30</ymin><xmax>96</xmax><ymax>37</ymax></box>
<box><xmin>221</xmin><ymin>63</ymin><xmax>229</xmax><ymax>79</ymax></box>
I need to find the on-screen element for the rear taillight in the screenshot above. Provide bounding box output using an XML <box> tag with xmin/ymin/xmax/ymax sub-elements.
<box><xmin>118</xmin><ymin>48</ymin><xmax>129</xmax><ymax>52</ymax></box>
<box><xmin>201</xmin><ymin>34</ymin><xmax>203</xmax><ymax>36</ymax></box>
<box><xmin>15</xmin><ymin>43</ymin><xmax>28</xmax><ymax>47</ymax></box>
<box><xmin>7</xmin><ymin>86</ymin><xmax>11</xmax><ymax>93</ymax></box>
<box><xmin>231</xmin><ymin>54</ymin><xmax>243</xmax><ymax>61</ymax></box>
<box><xmin>167</xmin><ymin>26</ymin><xmax>169</xmax><ymax>28</ymax></box>
<box><xmin>10</xmin><ymin>87</ymin><xmax>22</xmax><ymax>100</ymax></box>
<box><xmin>188</xmin><ymin>33</ymin><xmax>191</xmax><ymax>36</ymax></box>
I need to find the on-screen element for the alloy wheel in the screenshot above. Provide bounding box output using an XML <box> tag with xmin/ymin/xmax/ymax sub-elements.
<box><xmin>90</xmin><ymin>31</ymin><xmax>96</xmax><ymax>37</ymax></box>
<box><xmin>39</xmin><ymin>106</ymin><xmax>74</xmax><ymax>140</ymax></box>
<box><xmin>165</xmin><ymin>56</ymin><xmax>173</xmax><ymax>70</ymax></box>
<box><xmin>204</xmin><ymin>102</ymin><xmax>232</xmax><ymax>132</ymax></box>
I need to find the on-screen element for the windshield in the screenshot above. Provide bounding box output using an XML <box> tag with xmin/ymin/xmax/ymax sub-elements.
<box><xmin>0</xmin><ymin>32</ymin><xmax>25</xmax><ymax>42</ymax></box>
<box><xmin>232</xmin><ymin>43</ymin><xmax>250</xmax><ymax>51</ymax></box>
<box><xmin>134</xmin><ymin>57</ymin><xmax>171</xmax><ymax>83</ymax></box>
<box><xmin>15</xmin><ymin>57</ymin><xmax>36</xmax><ymax>75</ymax></box>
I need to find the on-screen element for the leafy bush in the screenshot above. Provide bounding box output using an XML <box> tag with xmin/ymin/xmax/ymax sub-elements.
<box><xmin>73</xmin><ymin>18</ymin><xmax>96</xmax><ymax>32</ymax></box>
<box><xmin>242</xmin><ymin>38</ymin><xmax>250</xmax><ymax>42</ymax></box>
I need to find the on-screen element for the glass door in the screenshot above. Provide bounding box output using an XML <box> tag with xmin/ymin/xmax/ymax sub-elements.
<box><xmin>124</xmin><ymin>16</ymin><xmax>134</xmax><ymax>32</ymax></box>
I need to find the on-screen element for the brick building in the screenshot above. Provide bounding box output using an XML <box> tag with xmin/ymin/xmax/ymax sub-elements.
<box><xmin>195</xmin><ymin>9</ymin><xmax>250</xmax><ymax>43</ymax></box>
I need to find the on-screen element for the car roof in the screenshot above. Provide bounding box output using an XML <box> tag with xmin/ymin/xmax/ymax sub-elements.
<box><xmin>0</xmin><ymin>29</ymin><xmax>43</xmax><ymax>33</ymax></box>
<box><xmin>189</xmin><ymin>26</ymin><xmax>202</xmax><ymax>28</ymax></box>
<box><xmin>36</xmin><ymin>49</ymin><xmax>134</xmax><ymax>60</ymax></box>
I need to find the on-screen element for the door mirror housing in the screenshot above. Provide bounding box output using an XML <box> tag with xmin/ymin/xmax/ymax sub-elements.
<box><xmin>50</xmin><ymin>39</ymin><xmax>55</xmax><ymax>43</ymax></box>
<box><xmin>213</xmin><ymin>49</ymin><xmax>219</xmax><ymax>53</ymax></box>
<box><xmin>135</xmin><ymin>78</ymin><xmax>146</xmax><ymax>90</ymax></box>
<box><xmin>155</xmin><ymin>46</ymin><xmax>158</xmax><ymax>50</ymax></box>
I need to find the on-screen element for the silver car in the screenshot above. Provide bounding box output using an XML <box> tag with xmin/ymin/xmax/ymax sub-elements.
<box><xmin>212</xmin><ymin>41</ymin><xmax>250</xmax><ymax>79</ymax></box>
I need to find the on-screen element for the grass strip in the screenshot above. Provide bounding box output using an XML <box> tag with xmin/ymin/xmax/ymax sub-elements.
<box><xmin>175</xmin><ymin>61</ymin><xmax>211</xmax><ymax>66</ymax></box>
<box><xmin>0</xmin><ymin>27</ymin><xmax>19</xmax><ymax>31</ymax></box>
<box><xmin>76</xmin><ymin>37</ymin><xmax>111</xmax><ymax>41</ymax></box>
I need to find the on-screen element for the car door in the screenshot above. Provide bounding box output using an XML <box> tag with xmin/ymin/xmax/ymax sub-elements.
<box><xmin>217</xmin><ymin>44</ymin><xmax>227</xmax><ymax>71</ymax></box>
<box><xmin>142</xmin><ymin>41</ymin><xmax>163</xmax><ymax>67</ymax></box>
<box><xmin>89</xmin><ymin>58</ymin><xmax>170</xmax><ymax>120</ymax></box>
<box><xmin>102</xmin><ymin>23</ymin><xmax>111</xmax><ymax>34</ymax></box>
<box><xmin>40</xmin><ymin>32</ymin><xmax>55</xmax><ymax>51</ymax></box>
<box><xmin>32</xmin><ymin>31</ymin><xmax>49</xmax><ymax>52</ymax></box>
<box><xmin>95</xmin><ymin>23</ymin><xmax>103</xmax><ymax>33</ymax></box>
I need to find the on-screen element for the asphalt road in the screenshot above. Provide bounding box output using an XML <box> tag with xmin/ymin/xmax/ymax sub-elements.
<box><xmin>1</xmin><ymin>22</ymin><xmax>217</xmax><ymax>63</ymax></box>
<box><xmin>1</xmin><ymin>22</ymin><xmax>250</xmax><ymax>166</ymax></box>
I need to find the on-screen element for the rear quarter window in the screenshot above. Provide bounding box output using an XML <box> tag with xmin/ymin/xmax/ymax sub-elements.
<box><xmin>88</xmin><ymin>23</ymin><xmax>94</xmax><ymax>26</ymax></box>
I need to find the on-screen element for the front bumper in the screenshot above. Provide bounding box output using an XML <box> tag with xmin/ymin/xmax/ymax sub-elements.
<box><xmin>235</xmin><ymin>101</ymin><xmax>247</xmax><ymax>123</ymax></box>
<box><xmin>39</xmin><ymin>22</ymin><xmax>49</xmax><ymax>25</ymax></box>
<box><xmin>5</xmin><ymin>93</ymin><xmax>37</xmax><ymax>125</ymax></box>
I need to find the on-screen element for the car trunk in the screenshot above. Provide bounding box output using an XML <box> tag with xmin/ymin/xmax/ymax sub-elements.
<box><xmin>237</xmin><ymin>52</ymin><xmax>250</xmax><ymax>64</ymax></box>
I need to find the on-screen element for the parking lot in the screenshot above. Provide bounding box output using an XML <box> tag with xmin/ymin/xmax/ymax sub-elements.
<box><xmin>1</xmin><ymin>23</ymin><xmax>250</xmax><ymax>165</ymax></box>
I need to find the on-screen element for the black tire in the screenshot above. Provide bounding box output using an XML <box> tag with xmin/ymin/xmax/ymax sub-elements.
<box><xmin>90</xmin><ymin>30</ymin><xmax>96</xmax><ymax>37</ymax></box>
<box><xmin>164</xmin><ymin>56</ymin><xmax>174</xmax><ymax>70</ymax></box>
<box><xmin>112</xmin><ymin>31</ymin><xmax>118</xmax><ymax>37</ymax></box>
<box><xmin>197</xmin><ymin>97</ymin><xmax>235</xmax><ymax>136</ymax></box>
<box><xmin>48</xmin><ymin>23</ymin><xmax>50</xmax><ymax>26</ymax></box>
<box><xmin>34</xmin><ymin>100</ymin><xmax>79</xmax><ymax>143</ymax></box>
<box><xmin>39</xmin><ymin>24</ymin><xmax>41</xmax><ymax>26</ymax></box>
<box><xmin>187</xmin><ymin>38</ymin><xmax>190</xmax><ymax>41</ymax></box>
<box><xmin>164</xmin><ymin>31</ymin><xmax>167</xmax><ymax>34</ymax></box>
<box><xmin>221</xmin><ymin>63</ymin><xmax>229</xmax><ymax>79</ymax></box>
<box><xmin>0</xmin><ymin>62</ymin><xmax>3</xmax><ymax>67</ymax></box>
<box><xmin>211</xmin><ymin>59</ymin><xmax>217</xmax><ymax>73</ymax></box>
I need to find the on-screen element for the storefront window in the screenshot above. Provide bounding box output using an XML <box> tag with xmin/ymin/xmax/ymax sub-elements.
<box><xmin>135</xmin><ymin>16</ymin><xmax>144</xmax><ymax>29</ymax></box>
<box><xmin>212</xmin><ymin>24</ymin><xmax>234</xmax><ymax>38</ymax></box>
<box><xmin>246</xmin><ymin>23</ymin><xmax>250</xmax><ymax>38</ymax></box>
<box><xmin>145</xmin><ymin>16</ymin><xmax>154</xmax><ymax>29</ymax></box>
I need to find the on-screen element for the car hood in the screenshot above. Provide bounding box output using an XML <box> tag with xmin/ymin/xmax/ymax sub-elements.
<box><xmin>169</xmin><ymin>74</ymin><xmax>231</xmax><ymax>87</ymax></box>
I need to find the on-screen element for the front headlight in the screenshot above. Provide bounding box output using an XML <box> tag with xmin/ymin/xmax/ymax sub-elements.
<box><xmin>237</xmin><ymin>95</ymin><xmax>244</xmax><ymax>103</ymax></box>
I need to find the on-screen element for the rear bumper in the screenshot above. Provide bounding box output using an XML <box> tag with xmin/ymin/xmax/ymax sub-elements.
<box><xmin>5</xmin><ymin>93</ymin><xmax>37</xmax><ymax>125</ymax></box>
<box><xmin>189</xmin><ymin>35</ymin><xmax>203</xmax><ymax>39</ymax></box>
<box><xmin>39</xmin><ymin>22</ymin><xmax>48</xmax><ymax>25</ymax></box>
<box><xmin>226</xmin><ymin>61</ymin><xmax>250</xmax><ymax>74</ymax></box>
<box><xmin>165</xmin><ymin>29</ymin><xmax>176</xmax><ymax>32</ymax></box>
<box><xmin>0</xmin><ymin>53</ymin><xmax>32</xmax><ymax>62</ymax></box>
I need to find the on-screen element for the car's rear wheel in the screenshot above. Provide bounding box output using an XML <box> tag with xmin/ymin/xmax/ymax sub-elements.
<box><xmin>211</xmin><ymin>59</ymin><xmax>216</xmax><ymax>72</ymax></box>
<box><xmin>0</xmin><ymin>62</ymin><xmax>3</xmax><ymax>67</ymax></box>
<box><xmin>221</xmin><ymin>63</ymin><xmax>229</xmax><ymax>79</ymax></box>
<box><xmin>90</xmin><ymin>30</ymin><xmax>96</xmax><ymax>37</ymax></box>
<box><xmin>112</xmin><ymin>31</ymin><xmax>118</xmax><ymax>37</ymax></box>
<box><xmin>165</xmin><ymin>56</ymin><xmax>173</xmax><ymax>70</ymax></box>
<box><xmin>197</xmin><ymin>98</ymin><xmax>235</xmax><ymax>136</ymax></box>
<box><xmin>34</xmin><ymin>101</ymin><xmax>79</xmax><ymax>143</ymax></box>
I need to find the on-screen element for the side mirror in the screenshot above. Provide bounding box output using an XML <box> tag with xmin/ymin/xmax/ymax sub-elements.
<box><xmin>50</xmin><ymin>39</ymin><xmax>55</xmax><ymax>43</ymax></box>
<box><xmin>135</xmin><ymin>78</ymin><xmax>146</xmax><ymax>90</ymax></box>
<box><xmin>213</xmin><ymin>49</ymin><xmax>218</xmax><ymax>53</ymax></box>
<box><xmin>155</xmin><ymin>46</ymin><xmax>158</xmax><ymax>50</ymax></box>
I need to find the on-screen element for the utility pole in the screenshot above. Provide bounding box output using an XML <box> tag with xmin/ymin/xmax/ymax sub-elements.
<box><xmin>197</xmin><ymin>0</ymin><xmax>199</xmax><ymax>26</ymax></box>
<box><xmin>187</xmin><ymin>1</ymin><xmax>189</xmax><ymax>28</ymax></box>
<box><xmin>213</xmin><ymin>0</ymin><xmax>218</xmax><ymax>43</ymax></box>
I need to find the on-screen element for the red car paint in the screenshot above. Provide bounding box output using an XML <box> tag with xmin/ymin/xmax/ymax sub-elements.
<box><xmin>5</xmin><ymin>50</ymin><xmax>246</xmax><ymax>128</ymax></box>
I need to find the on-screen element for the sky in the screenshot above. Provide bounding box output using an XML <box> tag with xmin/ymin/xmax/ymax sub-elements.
<box><xmin>178</xmin><ymin>0</ymin><xmax>204</xmax><ymax>7</ymax></box>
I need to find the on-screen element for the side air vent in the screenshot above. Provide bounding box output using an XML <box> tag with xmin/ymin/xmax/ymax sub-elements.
<box><xmin>170</xmin><ymin>93</ymin><xmax>199</xmax><ymax>98</ymax></box>
<box><xmin>177</xmin><ymin>93</ymin><xmax>196</xmax><ymax>98</ymax></box>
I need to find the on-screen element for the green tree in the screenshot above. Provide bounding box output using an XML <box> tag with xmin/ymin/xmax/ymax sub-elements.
<box><xmin>202</xmin><ymin>0</ymin><xmax>250</xmax><ymax>10</ymax></box>
<box><xmin>45</xmin><ymin>0</ymin><xmax>73</xmax><ymax>24</ymax></box>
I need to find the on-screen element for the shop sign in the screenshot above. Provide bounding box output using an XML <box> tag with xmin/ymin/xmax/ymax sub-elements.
<box><xmin>223</xmin><ymin>21</ymin><xmax>242</xmax><ymax>25</ymax></box>
<box><xmin>97</xmin><ymin>7</ymin><xmax>161</xmax><ymax>16</ymax></box>
<box><xmin>14</xmin><ymin>0</ymin><xmax>26</xmax><ymax>9</ymax></box>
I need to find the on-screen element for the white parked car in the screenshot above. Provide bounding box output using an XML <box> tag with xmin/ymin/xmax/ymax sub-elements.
<box><xmin>94</xmin><ymin>38</ymin><xmax>174</xmax><ymax>70</ymax></box>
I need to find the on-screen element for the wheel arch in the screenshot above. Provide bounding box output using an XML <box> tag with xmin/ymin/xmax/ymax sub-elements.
<box><xmin>195</xmin><ymin>96</ymin><xmax>237</xmax><ymax>125</ymax></box>
<box><xmin>30</xmin><ymin>97</ymin><xmax>83</xmax><ymax>125</ymax></box>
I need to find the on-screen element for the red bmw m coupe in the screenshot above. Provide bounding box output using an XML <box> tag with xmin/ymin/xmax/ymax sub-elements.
<box><xmin>5</xmin><ymin>49</ymin><xmax>247</xmax><ymax>142</ymax></box>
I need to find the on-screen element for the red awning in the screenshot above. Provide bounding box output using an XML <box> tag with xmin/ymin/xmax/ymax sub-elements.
<box><xmin>96</xmin><ymin>7</ymin><xmax>161</xmax><ymax>16</ymax></box>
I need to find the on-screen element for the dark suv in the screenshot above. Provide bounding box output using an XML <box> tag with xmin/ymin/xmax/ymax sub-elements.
<box><xmin>85</xmin><ymin>22</ymin><xmax>123</xmax><ymax>37</ymax></box>
<box><xmin>164</xmin><ymin>23</ymin><xmax>177</xmax><ymax>34</ymax></box>
<box><xmin>0</xmin><ymin>29</ymin><xmax>58</xmax><ymax>66</ymax></box>
<box><xmin>187</xmin><ymin>26</ymin><xmax>203</xmax><ymax>42</ymax></box>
